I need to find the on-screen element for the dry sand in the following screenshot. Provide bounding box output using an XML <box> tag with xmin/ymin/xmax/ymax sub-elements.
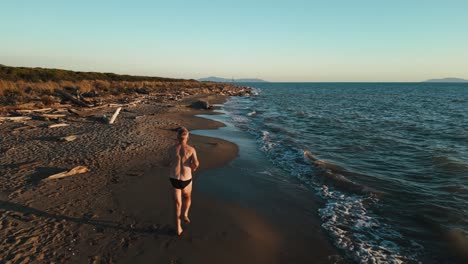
<box><xmin>0</xmin><ymin>94</ymin><xmax>340</xmax><ymax>263</ymax></box>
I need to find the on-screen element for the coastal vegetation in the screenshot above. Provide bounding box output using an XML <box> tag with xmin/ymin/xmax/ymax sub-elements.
<box><xmin>0</xmin><ymin>64</ymin><xmax>186</xmax><ymax>83</ymax></box>
<box><xmin>0</xmin><ymin>65</ymin><xmax>247</xmax><ymax>110</ymax></box>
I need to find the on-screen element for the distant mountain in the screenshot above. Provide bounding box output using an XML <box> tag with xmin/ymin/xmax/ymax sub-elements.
<box><xmin>424</xmin><ymin>77</ymin><xmax>468</xmax><ymax>83</ymax></box>
<box><xmin>198</xmin><ymin>76</ymin><xmax>267</xmax><ymax>83</ymax></box>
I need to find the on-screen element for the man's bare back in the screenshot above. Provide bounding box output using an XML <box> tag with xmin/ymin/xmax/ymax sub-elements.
<box><xmin>169</xmin><ymin>144</ymin><xmax>198</xmax><ymax>181</ymax></box>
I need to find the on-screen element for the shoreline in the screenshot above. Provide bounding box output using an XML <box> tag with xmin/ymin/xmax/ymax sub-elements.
<box><xmin>0</xmin><ymin>93</ymin><xmax>289</xmax><ymax>263</ymax></box>
<box><xmin>192</xmin><ymin>103</ymin><xmax>342</xmax><ymax>263</ymax></box>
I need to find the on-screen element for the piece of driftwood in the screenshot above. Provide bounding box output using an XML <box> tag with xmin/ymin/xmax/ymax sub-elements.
<box><xmin>68</xmin><ymin>108</ymin><xmax>80</xmax><ymax>115</ymax></box>
<box><xmin>13</xmin><ymin>125</ymin><xmax>35</xmax><ymax>132</ymax></box>
<box><xmin>68</xmin><ymin>108</ymin><xmax>89</xmax><ymax>117</ymax></box>
<box><xmin>109</xmin><ymin>107</ymin><xmax>122</xmax><ymax>124</ymax></box>
<box><xmin>44</xmin><ymin>166</ymin><xmax>89</xmax><ymax>180</ymax></box>
<box><xmin>16</xmin><ymin>108</ymin><xmax>53</xmax><ymax>114</ymax></box>
<box><xmin>59</xmin><ymin>135</ymin><xmax>78</xmax><ymax>142</ymax></box>
<box><xmin>19</xmin><ymin>161</ymin><xmax>42</xmax><ymax>170</ymax></box>
<box><xmin>51</xmin><ymin>108</ymin><xmax>69</xmax><ymax>114</ymax></box>
<box><xmin>87</xmin><ymin>104</ymin><xmax>112</xmax><ymax>111</ymax></box>
<box><xmin>128</xmin><ymin>99</ymin><xmax>143</xmax><ymax>107</ymax></box>
<box><xmin>0</xmin><ymin>116</ymin><xmax>32</xmax><ymax>122</ymax></box>
<box><xmin>136</xmin><ymin>88</ymin><xmax>149</xmax><ymax>94</ymax></box>
<box><xmin>54</xmin><ymin>89</ymin><xmax>91</xmax><ymax>107</ymax></box>
<box><xmin>108</xmin><ymin>103</ymin><xmax>125</xmax><ymax>108</ymax></box>
<box><xmin>48</xmin><ymin>123</ymin><xmax>69</xmax><ymax>128</ymax></box>
<box><xmin>41</xmin><ymin>114</ymin><xmax>67</xmax><ymax>120</ymax></box>
<box><xmin>57</xmin><ymin>104</ymin><xmax>72</xmax><ymax>108</ymax></box>
<box><xmin>34</xmin><ymin>108</ymin><xmax>53</xmax><ymax>112</ymax></box>
<box><xmin>15</xmin><ymin>109</ymin><xmax>33</xmax><ymax>114</ymax></box>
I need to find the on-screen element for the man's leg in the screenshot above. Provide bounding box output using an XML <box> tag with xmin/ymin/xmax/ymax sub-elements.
<box><xmin>182</xmin><ymin>182</ymin><xmax>192</xmax><ymax>223</ymax></box>
<box><xmin>173</xmin><ymin>188</ymin><xmax>183</xmax><ymax>235</ymax></box>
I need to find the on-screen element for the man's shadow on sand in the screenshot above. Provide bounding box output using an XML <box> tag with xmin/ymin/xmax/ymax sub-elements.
<box><xmin>0</xmin><ymin>200</ymin><xmax>176</xmax><ymax>236</ymax></box>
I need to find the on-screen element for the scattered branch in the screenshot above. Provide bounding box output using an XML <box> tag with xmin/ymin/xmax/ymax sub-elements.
<box><xmin>44</xmin><ymin>166</ymin><xmax>90</xmax><ymax>180</ymax></box>
<box><xmin>109</xmin><ymin>107</ymin><xmax>122</xmax><ymax>124</ymax></box>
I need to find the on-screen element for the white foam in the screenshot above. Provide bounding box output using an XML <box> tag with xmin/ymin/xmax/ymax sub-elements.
<box><xmin>251</xmin><ymin>87</ymin><xmax>261</xmax><ymax>95</ymax></box>
<box><xmin>260</xmin><ymin>130</ymin><xmax>277</xmax><ymax>152</ymax></box>
<box><xmin>319</xmin><ymin>185</ymin><xmax>426</xmax><ymax>263</ymax></box>
<box><xmin>230</xmin><ymin>116</ymin><xmax>249</xmax><ymax>123</ymax></box>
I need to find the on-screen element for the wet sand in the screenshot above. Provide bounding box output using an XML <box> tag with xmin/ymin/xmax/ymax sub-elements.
<box><xmin>0</xmin><ymin>94</ymin><xmax>340</xmax><ymax>263</ymax></box>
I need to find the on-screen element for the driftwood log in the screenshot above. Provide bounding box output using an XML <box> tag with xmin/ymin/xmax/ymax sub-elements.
<box><xmin>44</xmin><ymin>166</ymin><xmax>89</xmax><ymax>180</ymax></box>
<box><xmin>16</xmin><ymin>108</ymin><xmax>52</xmax><ymax>114</ymax></box>
<box><xmin>19</xmin><ymin>161</ymin><xmax>42</xmax><ymax>170</ymax></box>
<box><xmin>41</xmin><ymin>114</ymin><xmax>67</xmax><ymax>120</ymax></box>
<box><xmin>109</xmin><ymin>107</ymin><xmax>122</xmax><ymax>124</ymax></box>
<box><xmin>59</xmin><ymin>135</ymin><xmax>78</xmax><ymax>142</ymax></box>
<box><xmin>0</xmin><ymin>116</ymin><xmax>32</xmax><ymax>122</ymax></box>
<box><xmin>54</xmin><ymin>89</ymin><xmax>91</xmax><ymax>107</ymax></box>
<box><xmin>12</xmin><ymin>124</ymin><xmax>36</xmax><ymax>133</ymax></box>
<box><xmin>48</xmin><ymin>123</ymin><xmax>69</xmax><ymax>128</ymax></box>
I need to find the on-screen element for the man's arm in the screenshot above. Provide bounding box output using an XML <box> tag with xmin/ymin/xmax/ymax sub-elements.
<box><xmin>191</xmin><ymin>148</ymin><xmax>199</xmax><ymax>171</ymax></box>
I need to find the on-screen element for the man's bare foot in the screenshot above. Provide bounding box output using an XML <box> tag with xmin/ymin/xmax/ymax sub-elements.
<box><xmin>183</xmin><ymin>215</ymin><xmax>191</xmax><ymax>223</ymax></box>
<box><xmin>177</xmin><ymin>226</ymin><xmax>183</xmax><ymax>236</ymax></box>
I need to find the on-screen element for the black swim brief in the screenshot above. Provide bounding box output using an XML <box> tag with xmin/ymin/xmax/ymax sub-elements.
<box><xmin>169</xmin><ymin>178</ymin><xmax>192</xmax><ymax>189</ymax></box>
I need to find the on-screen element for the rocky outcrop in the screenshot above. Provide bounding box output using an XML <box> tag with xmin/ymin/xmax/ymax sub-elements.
<box><xmin>190</xmin><ymin>100</ymin><xmax>211</xmax><ymax>110</ymax></box>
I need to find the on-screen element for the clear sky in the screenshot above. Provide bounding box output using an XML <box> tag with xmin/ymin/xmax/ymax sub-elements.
<box><xmin>1</xmin><ymin>0</ymin><xmax>467</xmax><ymax>82</ymax></box>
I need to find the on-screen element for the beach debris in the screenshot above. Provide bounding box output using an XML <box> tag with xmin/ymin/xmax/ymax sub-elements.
<box><xmin>109</xmin><ymin>107</ymin><xmax>122</xmax><ymax>124</ymax></box>
<box><xmin>108</xmin><ymin>103</ymin><xmax>125</xmax><ymax>108</ymax></box>
<box><xmin>68</xmin><ymin>108</ymin><xmax>85</xmax><ymax>116</ymax></box>
<box><xmin>135</xmin><ymin>88</ymin><xmax>149</xmax><ymax>94</ymax></box>
<box><xmin>12</xmin><ymin>123</ymin><xmax>37</xmax><ymax>133</ymax></box>
<box><xmin>126</xmin><ymin>99</ymin><xmax>142</xmax><ymax>107</ymax></box>
<box><xmin>14</xmin><ymin>109</ymin><xmax>33</xmax><ymax>114</ymax></box>
<box><xmin>16</xmin><ymin>108</ymin><xmax>52</xmax><ymax>114</ymax></box>
<box><xmin>41</xmin><ymin>114</ymin><xmax>67</xmax><ymax>120</ymax></box>
<box><xmin>44</xmin><ymin>166</ymin><xmax>90</xmax><ymax>180</ymax></box>
<box><xmin>0</xmin><ymin>116</ymin><xmax>32</xmax><ymax>122</ymax></box>
<box><xmin>33</xmin><ymin>107</ymin><xmax>53</xmax><ymax>112</ymax></box>
<box><xmin>190</xmin><ymin>100</ymin><xmax>211</xmax><ymax>110</ymax></box>
<box><xmin>48</xmin><ymin>123</ymin><xmax>70</xmax><ymax>128</ymax></box>
<box><xmin>69</xmin><ymin>108</ymin><xmax>97</xmax><ymax>117</ymax></box>
<box><xmin>19</xmin><ymin>161</ymin><xmax>42</xmax><ymax>170</ymax></box>
<box><xmin>82</xmin><ymin>91</ymin><xmax>100</xmax><ymax>98</ymax></box>
<box><xmin>59</xmin><ymin>135</ymin><xmax>78</xmax><ymax>142</ymax></box>
<box><xmin>54</xmin><ymin>88</ymin><xmax>92</xmax><ymax>108</ymax></box>
<box><xmin>51</xmin><ymin>108</ymin><xmax>70</xmax><ymax>114</ymax></box>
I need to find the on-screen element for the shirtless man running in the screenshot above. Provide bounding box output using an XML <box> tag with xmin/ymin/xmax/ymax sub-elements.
<box><xmin>169</xmin><ymin>127</ymin><xmax>199</xmax><ymax>235</ymax></box>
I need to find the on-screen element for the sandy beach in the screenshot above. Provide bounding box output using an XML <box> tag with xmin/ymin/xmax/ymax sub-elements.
<box><xmin>1</xmin><ymin>93</ymin><xmax>339</xmax><ymax>263</ymax></box>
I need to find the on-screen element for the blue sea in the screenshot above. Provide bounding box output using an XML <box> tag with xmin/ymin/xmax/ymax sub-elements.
<box><xmin>218</xmin><ymin>83</ymin><xmax>467</xmax><ymax>263</ymax></box>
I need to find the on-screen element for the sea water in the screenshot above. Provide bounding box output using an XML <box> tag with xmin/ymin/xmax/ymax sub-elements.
<box><xmin>221</xmin><ymin>83</ymin><xmax>468</xmax><ymax>263</ymax></box>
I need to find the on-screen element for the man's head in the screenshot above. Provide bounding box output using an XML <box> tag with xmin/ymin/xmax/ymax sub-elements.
<box><xmin>177</xmin><ymin>127</ymin><xmax>189</xmax><ymax>142</ymax></box>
